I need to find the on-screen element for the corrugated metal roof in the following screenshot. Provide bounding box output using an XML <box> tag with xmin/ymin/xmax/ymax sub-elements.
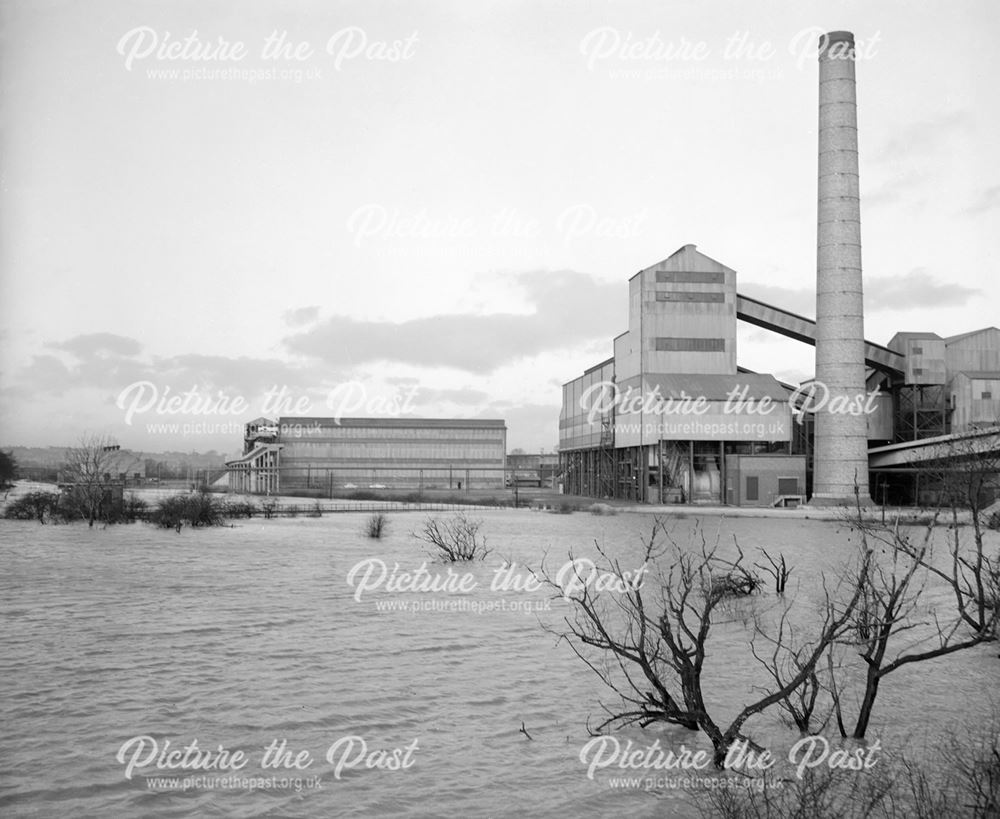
<box><xmin>641</xmin><ymin>373</ymin><xmax>791</xmax><ymax>400</ymax></box>
<box><xmin>887</xmin><ymin>331</ymin><xmax>943</xmax><ymax>351</ymax></box>
<box><xmin>276</xmin><ymin>417</ymin><xmax>506</xmax><ymax>428</ymax></box>
<box><xmin>583</xmin><ymin>357</ymin><xmax>615</xmax><ymax>375</ymax></box>
<box><xmin>945</xmin><ymin>327</ymin><xmax>1000</xmax><ymax>344</ymax></box>
<box><xmin>738</xmin><ymin>365</ymin><xmax>798</xmax><ymax>392</ymax></box>
<box><xmin>889</xmin><ymin>331</ymin><xmax>943</xmax><ymax>341</ymax></box>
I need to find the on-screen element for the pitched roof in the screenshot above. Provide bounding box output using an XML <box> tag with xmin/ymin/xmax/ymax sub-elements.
<box><xmin>276</xmin><ymin>417</ymin><xmax>506</xmax><ymax>429</ymax></box>
<box><xmin>945</xmin><ymin>327</ymin><xmax>1000</xmax><ymax>344</ymax></box>
<box><xmin>888</xmin><ymin>331</ymin><xmax>943</xmax><ymax>342</ymax></box>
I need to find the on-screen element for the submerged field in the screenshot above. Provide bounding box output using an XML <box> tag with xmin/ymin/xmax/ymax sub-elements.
<box><xmin>1</xmin><ymin>510</ymin><xmax>996</xmax><ymax>817</ymax></box>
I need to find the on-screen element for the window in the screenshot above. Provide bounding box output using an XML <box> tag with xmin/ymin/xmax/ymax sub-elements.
<box><xmin>913</xmin><ymin>367</ymin><xmax>923</xmax><ymax>375</ymax></box>
<box><xmin>778</xmin><ymin>477</ymin><xmax>798</xmax><ymax>495</ymax></box>
<box><xmin>745</xmin><ymin>476</ymin><xmax>759</xmax><ymax>501</ymax></box>
<box><xmin>656</xmin><ymin>270</ymin><xmax>725</xmax><ymax>284</ymax></box>
<box><xmin>655</xmin><ymin>291</ymin><xmax>725</xmax><ymax>303</ymax></box>
<box><xmin>984</xmin><ymin>392</ymin><xmax>994</xmax><ymax>400</ymax></box>
<box><xmin>655</xmin><ymin>337</ymin><xmax>726</xmax><ymax>352</ymax></box>
<box><xmin>912</xmin><ymin>346</ymin><xmax>923</xmax><ymax>355</ymax></box>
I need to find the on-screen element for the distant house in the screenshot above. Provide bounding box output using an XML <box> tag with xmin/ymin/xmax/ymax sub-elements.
<box><xmin>102</xmin><ymin>446</ymin><xmax>146</xmax><ymax>482</ymax></box>
<box><xmin>57</xmin><ymin>445</ymin><xmax>146</xmax><ymax>485</ymax></box>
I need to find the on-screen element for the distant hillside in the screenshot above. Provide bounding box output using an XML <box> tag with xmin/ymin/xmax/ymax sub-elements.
<box><xmin>4</xmin><ymin>446</ymin><xmax>236</xmax><ymax>470</ymax></box>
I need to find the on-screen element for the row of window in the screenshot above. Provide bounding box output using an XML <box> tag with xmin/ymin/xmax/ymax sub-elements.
<box><xmin>655</xmin><ymin>291</ymin><xmax>726</xmax><ymax>303</ymax></box>
<box><xmin>282</xmin><ymin>426</ymin><xmax>504</xmax><ymax>440</ymax></box>
<box><xmin>562</xmin><ymin>373</ymin><xmax>616</xmax><ymax>419</ymax></box>
<box><xmin>282</xmin><ymin>444</ymin><xmax>504</xmax><ymax>460</ymax></box>
<box><xmin>655</xmin><ymin>337</ymin><xmax>727</xmax><ymax>352</ymax></box>
<box><xmin>655</xmin><ymin>270</ymin><xmax>726</xmax><ymax>284</ymax></box>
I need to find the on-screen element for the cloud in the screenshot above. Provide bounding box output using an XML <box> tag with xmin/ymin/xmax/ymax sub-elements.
<box><xmin>863</xmin><ymin>173</ymin><xmax>924</xmax><ymax>209</ymax></box>
<box><xmin>488</xmin><ymin>402</ymin><xmax>560</xmax><ymax>450</ymax></box>
<box><xmin>283</xmin><ymin>270</ymin><xmax>623</xmax><ymax>373</ymax></box>
<box><xmin>964</xmin><ymin>185</ymin><xmax>1000</xmax><ymax>216</ymax></box>
<box><xmin>50</xmin><ymin>332</ymin><xmax>142</xmax><ymax>358</ymax></box>
<box><xmin>873</xmin><ymin>111</ymin><xmax>971</xmax><ymax>162</ymax></box>
<box><xmin>738</xmin><ymin>283</ymin><xmax>814</xmax><ymax>317</ymax></box>
<box><xmin>866</xmin><ymin>269</ymin><xmax>980</xmax><ymax>311</ymax></box>
<box><xmin>14</xmin><ymin>354</ymin><xmax>74</xmax><ymax>393</ymax></box>
<box><xmin>21</xmin><ymin>351</ymin><xmax>151</xmax><ymax>393</ymax></box>
<box><xmin>418</xmin><ymin>387</ymin><xmax>492</xmax><ymax>405</ymax></box>
<box><xmin>740</xmin><ymin>270</ymin><xmax>979</xmax><ymax>317</ymax></box>
<box><xmin>283</xmin><ymin>306</ymin><xmax>321</xmax><ymax>327</ymax></box>
<box><xmin>12</xmin><ymin>344</ymin><xmax>342</xmax><ymax>405</ymax></box>
<box><xmin>863</xmin><ymin>112</ymin><xmax>972</xmax><ymax>209</ymax></box>
<box><xmin>152</xmin><ymin>353</ymin><xmax>337</xmax><ymax>396</ymax></box>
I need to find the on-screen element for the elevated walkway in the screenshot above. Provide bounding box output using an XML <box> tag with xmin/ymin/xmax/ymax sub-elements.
<box><xmin>736</xmin><ymin>293</ymin><xmax>905</xmax><ymax>376</ymax></box>
<box><xmin>868</xmin><ymin>426</ymin><xmax>1000</xmax><ymax>469</ymax></box>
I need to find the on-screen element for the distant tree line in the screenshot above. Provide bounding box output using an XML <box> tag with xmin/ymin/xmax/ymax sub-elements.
<box><xmin>0</xmin><ymin>450</ymin><xmax>17</xmax><ymax>489</ymax></box>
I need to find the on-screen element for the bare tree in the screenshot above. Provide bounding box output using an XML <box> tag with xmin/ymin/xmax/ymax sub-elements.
<box><xmin>365</xmin><ymin>512</ymin><xmax>387</xmax><ymax>539</ymax></box>
<box><xmin>750</xmin><ymin>604</ymin><xmax>832</xmax><ymax>734</ymax></box>
<box><xmin>61</xmin><ymin>435</ymin><xmax>137</xmax><ymax>527</ymax></box>
<box><xmin>541</xmin><ymin>519</ymin><xmax>868</xmax><ymax>767</ymax></box>
<box><xmin>755</xmin><ymin>548</ymin><xmax>793</xmax><ymax>594</ymax></box>
<box><xmin>413</xmin><ymin>513</ymin><xmax>490</xmax><ymax>561</ymax></box>
<box><xmin>835</xmin><ymin>508</ymin><xmax>998</xmax><ymax>739</ymax></box>
<box><xmin>922</xmin><ymin>435</ymin><xmax>1000</xmax><ymax>636</ymax></box>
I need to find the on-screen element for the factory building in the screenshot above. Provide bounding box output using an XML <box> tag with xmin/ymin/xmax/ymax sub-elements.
<box><xmin>560</xmin><ymin>244</ymin><xmax>807</xmax><ymax>507</ymax></box>
<box><xmin>867</xmin><ymin>328</ymin><xmax>1000</xmax><ymax>504</ymax></box>
<box><xmin>869</xmin><ymin>329</ymin><xmax>1000</xmax><ymax>442</ymax></box>
<box><xmin>558</xmin><ymin>244</ymin><xmax>999</xmax><ymax>507</ymax></box>
<box><xmin>226</xmin><ymin>417</ymin><xmax>507</xmax><ymax>495</ymax></box>
<box><xmin>560</xmin><ymin>30</ymin><xmax>998</xmax><ymax>507</ymax></box>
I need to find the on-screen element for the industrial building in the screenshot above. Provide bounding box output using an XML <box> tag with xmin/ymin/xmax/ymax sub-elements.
<box><xmin>226</xmin><ymin>417</ymin><xmax>507</xmax><ymax>495</ymax></box>
<box><xmin>558</xmin><ymin>243</ymin><xmax>999</xmax><ymax>507</ymax></box>
<box><xmin>559</xmin><ymin>31</ymin><xmax>999</xmax><ymax>507</ymax></box>
<box><xmin>559</xmin><ymin>244</ymin><xmax>808</xmax><ymax>507</ymax></box>
<box><xmin>867</xmin><ymin>329</ymin><xmax>1000</xmax><ymax>504</ymax></box>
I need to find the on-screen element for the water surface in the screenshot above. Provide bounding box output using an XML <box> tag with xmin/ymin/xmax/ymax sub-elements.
<box><xmin>1</xmin><ymin>511</ymin><xmax>995</xmax><ymax>817</ymax></box>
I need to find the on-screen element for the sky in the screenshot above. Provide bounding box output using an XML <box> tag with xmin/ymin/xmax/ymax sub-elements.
<box><xmin>1</xmin><ymin>0</ymin><xmax>998</xmax><ymax>455</ymax></box>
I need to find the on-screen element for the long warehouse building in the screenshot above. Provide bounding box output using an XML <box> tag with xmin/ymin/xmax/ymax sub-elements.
<box><xmin>227</xmin><ymin>416</ymin><xmax>507</xmax><ymax>494</ymax></box>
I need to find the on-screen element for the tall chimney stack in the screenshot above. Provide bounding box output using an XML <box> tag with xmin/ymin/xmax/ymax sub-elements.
<box><xmin>812</xmin><ymin>31</ymin><xmax>870</xmax><ymax>505</ymax></box>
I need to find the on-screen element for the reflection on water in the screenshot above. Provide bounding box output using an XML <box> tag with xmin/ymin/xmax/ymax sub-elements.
<box><xmin>0</xmin><ymin>512</ymin><xmax>995</xmax><ymax>817</ymax></box>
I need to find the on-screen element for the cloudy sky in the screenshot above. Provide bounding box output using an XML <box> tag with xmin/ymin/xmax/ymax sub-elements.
<box><xmin>1</xmin><ymin>0</ymin><xmax>997</xmax><ymax>455</ymax></box>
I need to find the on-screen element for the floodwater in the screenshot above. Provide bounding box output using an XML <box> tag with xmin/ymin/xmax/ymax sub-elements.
<box><xmin>0</xmin><ymin>510</ymin><xmax>996</xmax><ymax>817</ymax></box>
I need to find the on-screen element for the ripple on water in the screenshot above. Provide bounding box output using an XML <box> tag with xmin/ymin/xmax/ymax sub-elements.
<box><xmin>0</xmin><ymin>513</ymin><xmax>996</xmax><ymax>817</ymax></box>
